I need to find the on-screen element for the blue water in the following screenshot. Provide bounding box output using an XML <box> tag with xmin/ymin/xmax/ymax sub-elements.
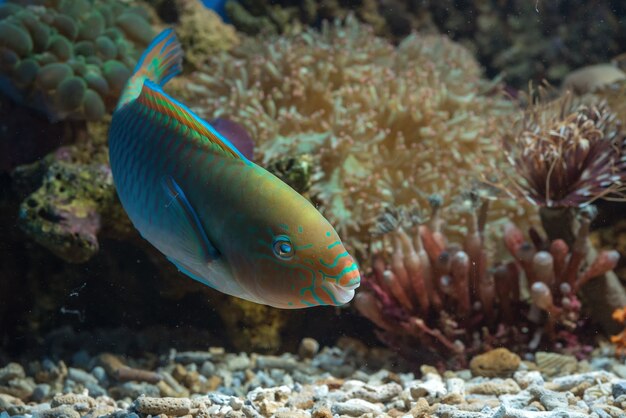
<box><xmin>201</xmin><ymin>0</ymin><xmax>228</xmax><ymax>20</ymax></box>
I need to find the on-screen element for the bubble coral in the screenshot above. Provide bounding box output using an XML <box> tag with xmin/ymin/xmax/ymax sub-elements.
<box><xmin>183</xmin><ymin>16</ymin><xmax>522</xmax><ymax>253</ymax></box>
<box><xmin>0</xmin><ymin>0</ymin><xmax>154</xmax><ymax>122</ymax></box>
<box><xmin>354</xmin><ymin>197</ymin><xmax>612</xmax><ymax>366</ymax></box>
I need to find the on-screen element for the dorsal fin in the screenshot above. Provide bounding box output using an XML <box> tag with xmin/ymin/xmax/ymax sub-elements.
<box><xmin>137</xmin><ymin>80</ymin><xmax>249</xmax><ymax>161</ymax></box>
<box><xmin>117</xmin><ymin>28</ymin><xmax>183</xmax><ymax>109</ymax></box>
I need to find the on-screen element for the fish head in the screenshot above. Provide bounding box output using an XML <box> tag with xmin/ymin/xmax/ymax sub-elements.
<box><xmin>233</xmin><ymin>205</ymin><xmax>361</xmax><ymax>309</ymax></box>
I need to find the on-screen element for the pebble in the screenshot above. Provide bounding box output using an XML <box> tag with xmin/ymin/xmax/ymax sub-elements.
<box><xmin>348</xmin><ymin>381</ymin><xmax>402</xmax><ymax>403</ymax></box>
<box><xmin>331</xmin><ymin>398</ymin><xmax>382</xmax><ymax>416</ymax></box>
<box><xmin>466</xmin><ymin>378</ymin><xmax>521</xmax><ymax>395</ymax></box>
<box><xmin>255</xmin><ymin>355</ymin><xmax>298</xmax><ymax>371</ymax></box>
<box><xmin>0</xmin><ymin>364</ymin><xmax>25</xmax><ymax>384</ymax></box>
<box><xmin>612</xmin><ymin>380</ymin><xmax>626</xmax><ymax>398</ymax></box>
<box><xmin>31</xmin><ymin>384</ymin><xmax>50</xmax><ymax>402</ymax></box>
<box><xmin>132</xmin><ymin>396</ymin><xmax>192</xmax><ymax>415</ymax></box>
<box><xmin>534</xmin><ymin>352</ymin><xmax>578</xmax><ymax>377</ymax></box>
<box><xmin>410</xmin><ymin>373</ymin><xmax>446</xmax><ymax>401</ymax></box>
<box><xmin>67</xmin><ymin>368</ymin><xmax>99</xmax><ymax>387</ymax></box>
<box><xmin>298</xmin><ymin>338</ymin><xmax>320</xmax><ymax>359</ymax></box>
<box><xmin>1</xmin><ymin>342</ymin><xmax>626</xmax><ymax>418</ymax></box>
<box><xmin>470</xmin><ymin>348</ymin><xmax>521</xmax><ymax>378</ymax></box>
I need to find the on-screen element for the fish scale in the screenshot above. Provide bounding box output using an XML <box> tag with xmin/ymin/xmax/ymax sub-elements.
<box><xmin>108</xmin><ymin>29</ymin><xmax>360</xmax><ymax>308</ymax></box>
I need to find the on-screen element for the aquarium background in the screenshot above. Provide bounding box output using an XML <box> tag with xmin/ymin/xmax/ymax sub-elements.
<box><xmin>2</xmin><ymin>1</ymin><xmax>626</xmax><ymax>417</ymax></box>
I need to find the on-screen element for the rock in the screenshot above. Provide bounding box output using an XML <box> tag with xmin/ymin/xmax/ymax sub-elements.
<box><xmin>466</xmin><ymin>378</ymin><xmax>521</xmax><ymax>395</ymax></box>
<box><xmin>528</xmin><ymin>385</ymin><xmax>568</xmax><ymax>410</ymax></box>
<box><xmin>562</xmin><ymin>64</ymin><xmax>626</xmax><ymax>94</ymax></box>
<box><xmin>108</xmin><ymin>382</ymin><xmax>160</xmax><ymax>398</ymax></box>
<box><xmin>410</xmin><ymin>374</ymin><xmax>447</xmax><ymax>402</ymax></box>
<box><xmin>492</xmin><ymin>405</ymin><xmax>589</xmax><ymax>418</ymax></box>
<box><xmin>612</xmin><ymin>380</ymin><xmax>626</xmax><ymax>398</ymax></box>
<box><xmin>132</xmin><ymin>396</ymin><xmax>192</xmax><ymax>415</ymax></box>
<box><xmin>247</xmin><ymin>385</ymin><xmax>291</xmax><ymax>416</ymax></box>
<box><xmin>442</xmin><ymin>377</ymin><xmax>465</xmax><ymax>404</ymax></box>
<box><xmin>174</xmin><ymin>351</ymin><xmax>215</xmax><ymax>364</ymax></box>
<box><xmin>513</xmin><ymin>371</ymin><xmax>544</xmax><ymax>389</ymax></box>
<box><xmin>546</xmin><ymin>371</ymin><xmax>614</xmax><ymax>391</ymax></box>
<box><xmin>470</xmin><ymin>348</ymin><xmax>521</xmax><ymax>378</ymax></box>
<box><xmin>31</xmin><ymin>384</ymin><xmax>51</xmax><ymax>402</ymax></box>
<box><xmin>255</xmin><ymin>355</ymin><xmax>298</xmax><ymax>371</ymax></box>
<box><xmin>0</xmin><ymin>393</ymin><xmax>25</xmax><ymax>416</ymax></box>
<box><xmin>224</xmin><ymin>354</ymin><xmax>250</xmax><ymax>371</ymax></box>
<box><xmin>50</xmin><ymin>393</ymin><xmax>96</xmax><ymax>408</ymax></box>
<box><xmin>299</xmin><ymin>338</ymin><xmax>320</xmax><ymax>359</ymax></box>
<box><xmin>348</xmin><ymin>382</ymin><xmax>402</xmax><ymax>403</ymax></box>
<box><xmin>33</xmin><ymin>405</ymin><xmax>81</xmax><ymax>418</ymax></box>
<box><xmin>0</xmin><ymin>363</ymin><xmax>25</xmax><ymax>384</ymax></box>
<box><xmin>331</xmin><ymin>398</ymin><xmax>383</xmax><ymax>416</ymax></box>
<box><xmin>535</xmin><ymin>352</ymin><xmax>578</xmax><ymax>377</ymax></box>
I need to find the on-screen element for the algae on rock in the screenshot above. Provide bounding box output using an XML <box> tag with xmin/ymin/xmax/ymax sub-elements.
<box><xmin>214</xmin><ymin>297</ymin><xmax>287</xmax><ymax>354</ymax></box>
<box><xmin>13</xmin><ymin>122</ymin><xmax>132</xmax><ymax>263</ymax></box>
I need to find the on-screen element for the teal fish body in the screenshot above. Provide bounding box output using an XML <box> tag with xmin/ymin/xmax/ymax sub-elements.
<box><xmin>108</xmin><ymin>30</ymin><xmax>360</xmax><ymax>308</ymax></box>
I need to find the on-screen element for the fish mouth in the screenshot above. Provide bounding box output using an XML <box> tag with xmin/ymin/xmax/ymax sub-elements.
<box><xmin>342</xmin><ymin>280</ymin><xmax>360</xmax><ymax>291</ymax></box>
<box><xmin>330</xmin><ymin>282</ymin><xmax>359</xmax><ymax>305</ymax></box>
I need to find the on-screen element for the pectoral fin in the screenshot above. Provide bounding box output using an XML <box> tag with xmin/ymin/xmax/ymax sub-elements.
<box><xmin>161</xmin><ymin>175</ymin><xmax>219</xmax><ymax>264</ymax></box>
<box><xmin>167</xmin><ymin>256</ymin><xmax>217</xmax><ymax>290</ymax></box>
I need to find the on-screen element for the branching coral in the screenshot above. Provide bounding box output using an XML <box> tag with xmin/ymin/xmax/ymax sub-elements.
<box><xmin>355</xmin><ymin>196</ymin><xmax>614</xmax><ymax>366</ymax></box>
<box><xmin>0</xmin><ymin>0</ymin><xmax>154</xmax><ymax>121</ymax></box>
<box><xmin>183</xmin><ymin>16</ymin><xmax>523</xmax><ymax>254</ymax></box>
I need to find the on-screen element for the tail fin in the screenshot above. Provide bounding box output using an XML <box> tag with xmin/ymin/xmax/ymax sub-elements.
<box><xmin>116</xmin><ymin>29</ymin><xmax>183</xmax><ymax>109</ymax></box>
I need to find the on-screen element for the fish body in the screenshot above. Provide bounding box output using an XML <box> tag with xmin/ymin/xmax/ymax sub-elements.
<box><xmin>108</xmin><ymin>30</ymin><xmax>360</xmax><ymax>308</ymax></box>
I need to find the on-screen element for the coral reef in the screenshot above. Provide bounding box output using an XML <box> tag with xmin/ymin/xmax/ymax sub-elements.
<box><xmin>174</xmin><ymin>0</ymin><xmax>238</xmax><ymax>70</ymax></box>
<box><xmin>221</xmin><ymin>1</ymin><xmax>626</xmax><ymax>89</ymax></box>
<box><xmin>224</xmin><ymin>0</ymin><xmax>388</xmax><ymax>37</ymax></box>
<box><xmin>354</xmin><ymin>196</ymin><xmax>610</xmax><ymax>367</ymax></box>
<box><xmin>494</xmin><ymin>93</ymin><xmax>626</xmax><ymax>333</ymax></box>
<box><xmin>183</xmin><ymin>16</ymin><xmax>525</xmax><ymax>255</ymax></box>
<box><xmin>146</xmin><ymin>0</ymin><xmax>239</xmax><ymax>70</ymax></box>
<box><xmin>12</xmin><ymin>122</ymin><xmax>132</xmax><ymax>263</ymax></box>
<box><xmin>0</xmin><ymin>0</ymin><xmax>154</xmax><ymax>121</ymax></box>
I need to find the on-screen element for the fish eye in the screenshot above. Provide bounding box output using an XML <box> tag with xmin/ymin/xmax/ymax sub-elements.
<box><xmin>272</xmin><ymin>235</ymin><xmax>294</xmax><ymax>260</ymax></box>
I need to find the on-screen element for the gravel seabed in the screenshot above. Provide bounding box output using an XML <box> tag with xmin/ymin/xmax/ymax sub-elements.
<box><xmin>1</xmin><ymin>337</ymin><xmax>626</xmax><ymax>418</ymax></box>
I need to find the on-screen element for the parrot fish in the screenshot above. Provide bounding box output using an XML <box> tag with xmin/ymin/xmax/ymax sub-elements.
<box><xmin>108</xmin><ymin>29</ymin><xmax>360</xmax><ymax>308</ymax></box>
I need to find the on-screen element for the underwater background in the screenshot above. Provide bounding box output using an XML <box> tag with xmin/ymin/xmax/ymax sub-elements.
<box><xmin>2</xmin><ymin>0</ymin><xmax>626</xmax><ymax>417</ymax></box>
